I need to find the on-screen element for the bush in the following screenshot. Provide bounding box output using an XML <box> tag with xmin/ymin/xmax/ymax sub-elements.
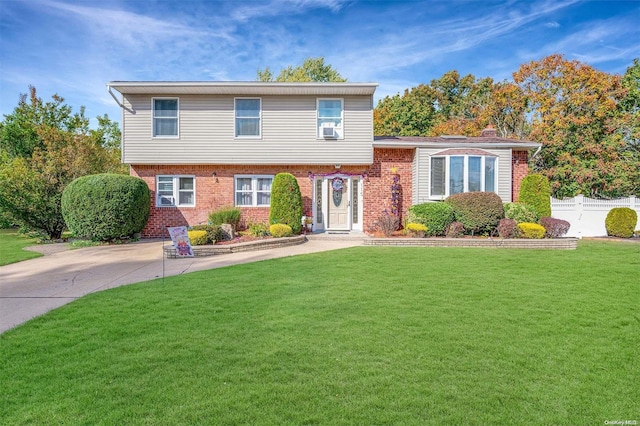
<box><xmin>497</xmin><ymin>218</ymin><xmax>518</xmax><ymax>239</ymax></box>
<box><xmin>518</xmin><ymin>174</ymin><xmax>551</xmax><ymax>218</ymax></box>
<box><xmin>406</xmin><ymin>222</ymin><xmax>428</xmax><ymax>237</ymax></box>
<box><xmin>269</xmin><ymin>223</ymin><xmax>293</xmax><ymax>238</ymax></box>
<box><xmin>407</xmin><ymin>202</ymin><xmax>454</xmax><ymax>236</ymax></box>
<box><xmin>517</xmin><ymin>222</ymin><xmax>546</xmax><ymax>239</ymax></box>
<box><xmin>189</xmin><ymin>224</ymin><xmax>223</xmax><ymax>244</ymax></box>
<box><xmin>209</xmin><ymin>206</ymin><xmax>241</xmax><ymax>230</ymax></box>
<box><xmin>247</xmin><ymin>222</ymin><xmax>270</xmax><ymax>237</ymax></box>
<box><xmin>539</xmin><ymin>217</ymin><xmax>571</xmax><ymax>238</ymax></box>
<box><xmin>504</xmin><ymin>202</ymin><xmax>539</xmax><ymax>224</ymax></box>
<box><xmin>376</xmin><ymin>213</ymin><xmax>400</xmax><ymax>237</ymax></box>
<box><xmin>187</xmin><ymin>230</ymin><xmax>208</xmax><ymax>246</ymax></box>
<box><xmin>269</xmin><ymin>173</ymin><xmax>303</xmax><ymax>234</ymax></box>
<box><xmin>446</xmin><ymin>221</ymin><xmax>465</xmax><ymax>238</ymax></box>
<box><xmin>445</xmin><ymin>192</ymin><xmax>504</xmax><ymax>235</ymax></box>
<box><xmin>61</xmin><ymin>174</ymin><xmax>150</xmax><ymax>241</ymax></box>
<box><xmin>605</xmin><ymin>207</ymin><xmax>637</xmax><ymax>238</ymax></box>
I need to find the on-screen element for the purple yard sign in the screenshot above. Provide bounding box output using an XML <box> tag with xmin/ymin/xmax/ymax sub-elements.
<box><xmin>167</xmin><ymin>226</ymin><xmax>194</xmax><ymax>257</ymax></box>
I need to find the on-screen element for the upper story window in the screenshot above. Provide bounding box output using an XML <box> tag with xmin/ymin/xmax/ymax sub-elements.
<box><xmin>235</xmin><ymin>98</ymin><xmax>261</xmax><ymax>137</ymax></box>
<box><xmin>235</xmin><ymin>175</ymin><xmax>273</xmax><ymax>206</ymax></box>
<box><xmin>430</xmin><ymin>155</ymin><xmax>497</xmax><ymax>199</ymax></box>
<box><xmin>317</xmin><ymin>98</ymin><xmax>343</xmax><ymax>139</ymax></box>
<box><xmin>157</xmin><ymin>175</ymin><xmax>195</xmax><ymax>207</ymax></box>
<box><xmin>153</xmin><ymin>98</ymin><xmax>178</xmax><ymax>137</ymax></box>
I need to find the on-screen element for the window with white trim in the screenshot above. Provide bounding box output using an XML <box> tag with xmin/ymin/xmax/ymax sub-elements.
<box><xmin>430</xmin><ymin>155</ymin><xmax>497</xmax><ymax>198</ymax></box>
<box><xmin>235</xmin><ymin>175</ymin><xmax>273</xmax><ymax>206</ymax></box>
<box><xmin>317</xmin><ymin>98</ymin><xmax>343</xmax><ymax>138</ymax></box>
<box><xmin>153</xmin><ymin>98</ymin><xmax>178</xmax><ymax>137</ymax></box>
<box><xmin>156</xmin><ymin>176</ymin><xmax>195</xmax><ymax>207</ymax></box>
<box><xmin>235</xmin><ymin>98</ymin><xmax>261</xmax><ymax>137</ymax></box>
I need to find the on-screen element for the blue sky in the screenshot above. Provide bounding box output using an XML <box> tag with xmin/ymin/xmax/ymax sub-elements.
<box><xmin>1</xmin><ymin>0</ymin><xmax>638</xmax><ymax>127</ymax></box>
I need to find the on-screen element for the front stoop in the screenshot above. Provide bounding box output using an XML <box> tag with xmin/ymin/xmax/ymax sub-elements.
<box><xmin>363</xmin><ymin>237</ymin><xmax>579</xmax><ymax>249</ymax></box>
<box><xmin>164</xmin><ymin>235</ymin><xmax>307</xmax><ymax>258</ymax></box>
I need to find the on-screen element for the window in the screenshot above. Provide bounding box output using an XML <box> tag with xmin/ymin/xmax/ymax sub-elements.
<box><xmin>235</xmin><ymin>98</ymin><xmax>261</xmax><ymax>137</ymax></box>
<box><xmin>235</xmin><ymin>175</ymin><xmax>273</xmax><ymax>206</ymax></box>
<box><xmin>317</xmin><ymin>99</ymin><xmax>343</xmax><ymax>138</ymax></box>
<box><xmin>153</xmin><ymin>98</ymin><xmax>178</xmax><ymax>137</ymax></box>
<box><xmin>156</xmin><ymin>176</ymin><xmax>195</xmax><ymax>207</ymax></box>
<box><xmin>430</xmin><ymin>155</ymin><xmax>497</xmax><ymax>198</ymax></box>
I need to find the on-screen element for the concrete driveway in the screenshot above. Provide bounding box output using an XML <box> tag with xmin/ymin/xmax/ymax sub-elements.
<box><xmin>0</xmin><ymin>238</ymin><xmax>361</xmax><ymax>334</ymax></box>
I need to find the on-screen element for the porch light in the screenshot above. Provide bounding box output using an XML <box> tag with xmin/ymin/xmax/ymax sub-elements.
<box><xmin>212</xmin><ymin>172</ymin><xmax>218</xmax><ymax>183</ymax></box>
<box><xmin>334</xmin><ymin>164</ymin><xmax>341</xmax><ymax>169</ymax></box>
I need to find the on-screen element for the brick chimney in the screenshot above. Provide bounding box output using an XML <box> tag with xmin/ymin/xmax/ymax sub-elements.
<box><xmin>481</xmin><ymin>126</ymin><xmax>497</xmax><ymax>138</ymax></box>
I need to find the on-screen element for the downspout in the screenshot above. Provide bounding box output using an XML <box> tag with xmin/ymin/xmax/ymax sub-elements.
<box><xmin>107</xmin><ymin>85</ymin><xmax>134</xmax><ymax>114</ymax></box>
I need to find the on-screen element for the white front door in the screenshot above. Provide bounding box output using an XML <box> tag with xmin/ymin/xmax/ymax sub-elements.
<box><xmin>327</xmin><ymin>177</ymin><xmax>349</xmax><ymax>230</ymax></box>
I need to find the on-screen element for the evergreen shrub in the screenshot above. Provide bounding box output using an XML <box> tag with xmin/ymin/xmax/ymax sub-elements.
<box><xmin>445</xmin><ymin>192</ymin><xmax>504</xmax><ymax>235</ymax></box>
<box><xmin>407</xmin><ymin>202</ymin><xmax>454</xmax><ymax>236</ymax></box>
<box><xmin>209</xmin><ymin>206</ymin><xmax>241</xmax><ymax>230</ymax></box>
<box><xmin>517</xmin><ymin>222</ymin><xmax>546</xmax><ymax>239</ymax></box>
<box><xmin>61</xmin><ymin>174</ymin><xmax>150</xmax><ymax>241</ymax></box>
<box><xmin>187</xmin><ymin>230</ymin><xmax>208</xmax><ymax>245</ymax></box>
<box><xmin>406</xmin><ymin>222</ymin><xmax>428</xmax><ymax>237</ymax></box>
<box><xmin>518</xmin><ymin>174</ymin><xmax>551</xmax><ymax>218</ymax></box>
<box><xmin>189</xmin><ymin>224</ymin><xmax>223</xmax><ymax>244</ymax></box>
<box><xmin>247</xmin><ymin>222</ymin><xmax>270</xmax><ymax>237</ymax></box>
<box><xmin>270</xmin><ymin>223</ymin><xmax>293</xmax><ymax>238</ymax></box>
<box><xmin>497</xmin><ymin>218</ymin><xmax>518</xmax><ymax>239</ymax></box>
<box><xmin>269</xmin><ymin>173</ymin><xmax>303</xmax><ymax>234</ymax></box>
<box><xmin>504</xmin><ymin>202</ymin><xmax>539</xmax><ymax>224</ymax></box>
<box><xmin>605</xmin><ymin>207</ymin><xmax>637</xmax><ymax>238</ymax></box>
<box><xmin>539</xmin><ymin>217</ymin><xmax>571</xmax><ymax>238</ymax></box>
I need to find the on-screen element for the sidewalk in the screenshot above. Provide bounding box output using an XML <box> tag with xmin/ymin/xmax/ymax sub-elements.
<box><xmin>0</xmin><ymin>238</ymin><xmax>361</xmax><ymax>334</ymax></box>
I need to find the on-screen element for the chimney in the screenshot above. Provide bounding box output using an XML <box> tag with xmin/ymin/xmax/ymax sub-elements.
<box><xmin>481</xmin><ymin>126</ymin><xmax>497</xmax><ymax>138</ymax></box>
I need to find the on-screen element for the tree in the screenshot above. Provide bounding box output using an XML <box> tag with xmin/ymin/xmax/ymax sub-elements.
<box><xmin>513</xmin><ymin>54</ymin><xmax>633</xmax><ymax>198</ymax></box>
<box><xmin>0</xmin><ymin>87</ymin><xmax>124</xmax><ymax>238</ymax></box>
<box><xmin>256</xmin><ymin>57</ymin><xmax>346</xmax><ymax>82</ymax></box>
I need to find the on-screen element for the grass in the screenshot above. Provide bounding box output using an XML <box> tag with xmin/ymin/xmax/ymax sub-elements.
<box><xmin>1</xmin><ymin>240</ymin><xmax>638</xmax><ymax>424</ymax></box>
<box><xmin>0</xmin><ymin>228</ymin><xmax>42</xmax><ymax>266</ymax></box>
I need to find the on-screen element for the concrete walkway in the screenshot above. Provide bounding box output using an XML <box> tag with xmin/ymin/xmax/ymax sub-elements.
<box><xmin>0</xmin><ymin>238</ymin><xmax>362</xmax><ymax>334</ymax></box>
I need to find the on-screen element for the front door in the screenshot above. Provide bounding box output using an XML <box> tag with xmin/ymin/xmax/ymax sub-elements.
<box><xmin>327</xmin><ymin>177</ymin><xmax>349</xmax><ymax>230</ymax></box>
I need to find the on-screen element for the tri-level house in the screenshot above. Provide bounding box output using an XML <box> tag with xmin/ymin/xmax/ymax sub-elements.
<box><xmin>107</xmin><ymin>81</ymin><xmax>541</xmax><ymax>237</ymax></box>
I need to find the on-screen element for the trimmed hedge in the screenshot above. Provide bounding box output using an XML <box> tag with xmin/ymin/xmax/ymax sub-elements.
<box><xmin>270</xmin><ymin>223</ymin><xmax>293</xmax><ymax>238</ymax></box>
<box><xmin>517</xmin><ymin>222</ymin><xmax>546</xmax><ymax>239</ymax></box>
<box><xmin>187</xmin><ymin>230</ymin><xmax>208</xmax><ymax>245</ymax></box>
<box><xmin>407</xmin><ymin>202</ymin><xmax>454</xmax><ymax>236</ymax></box>
<box><xmin>445</xmin><ymin>192</ymin><xmax>504</xmax><ymax>235</ymax></box>
<box><xmin>61</xmin><ymin>174</ymin><xmax>150</xmax><ymax>241</ymax></box>
<box><xmin>605</xmin><ymin>207</ymin><xmax>637</xmax><ymax>238</ymax></box>
<box><xmin>269</xmin><ymin>173</ymin><xmax>303</xmax><ymax>234</ymax></box>
<box><xmin>518</xmin><ymin>174</ymin><xmax>551</xmax><ymax>218</ymax></box>
<box><xmin>539</xmin><ymin>217</ymin><xmax>570</xmax><ymax>238</ymax></box>
<box><xmin>504</xmin><ymin>202</ymin><xmax>539</xmax><ymax>224</ymax></box>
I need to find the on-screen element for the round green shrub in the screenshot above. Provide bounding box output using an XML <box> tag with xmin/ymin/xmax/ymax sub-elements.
<box><xmin>270</xmin><ymin>223</ymin><xmax>293</xmax><ymax>238</ymax></box>
<box><xmin>269</xmin><ymin>173</ymin><xmax>303</xmax><ymax>234</ymax></box>
<box><xmin>61</xmin><ymin>174</ymin><xmax>150</xmax><ymax>241</ymax></box>
<box><xmin>504</xmin><ymin>202</ymin><xmax>539</xmax><ymax>224</ymax></box>
<box><xmin>517</xmin><ymin>222</ymin><xmax>546</xmax><ymax>239</ymax></box>
<box><xmin>605</xmin><ymin>207</ymin><xmax>637</xmax><ymax>238</ymax></box>
<box><xmin>407</xmin><ymin>202</ymin><xmax>454</xmax><ymax>236</ymax></box>
<box><xmin>445</xmin><ymin>192</ymin><xmax>504</xmax><ymax>235</ymax></box>
<box><xmin>187</xmin><ymin>230</ymin><xmax>208</xmax><ymax>245</ymax></box>
<box><xmin>518</xmin><ymin>174</ymin><xmax>551</xmax><ymax>218</ymax></box>
<box><xmin>189</xmin><ymin>224</ymin><xmax>223</xmax><ymax>244</ymax></box>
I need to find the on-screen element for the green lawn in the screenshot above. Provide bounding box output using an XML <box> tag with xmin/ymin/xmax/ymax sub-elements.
<box><xmin>0</xmin><ymin>228</ymin><xmax>42</xmax><ymax>266</ymax></box>
<box><xmin>1</xmin><ymin>241</ymin><xmax>638</xmax><ymax>425</ymax></box>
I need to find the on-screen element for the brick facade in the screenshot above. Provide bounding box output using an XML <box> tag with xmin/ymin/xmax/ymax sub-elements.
<box><xmin>511</xmin><ymin>150</ymin><xmax>530</xmax><ymax>202</ymax></box>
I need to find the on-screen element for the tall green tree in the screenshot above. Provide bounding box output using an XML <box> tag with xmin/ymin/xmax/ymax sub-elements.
<box><xmin>257</xmin><ymin>57</ymin><xmax>346</xmax><ymax>82</ymax></box>
<box><xmin>0</xmin><ymin>87</ymin><xmax>124</xmax><ymax>237</ymax></box>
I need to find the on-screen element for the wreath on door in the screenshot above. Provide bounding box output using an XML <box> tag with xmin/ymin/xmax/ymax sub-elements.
<box><xmin>332</xmin><ymin>177</ymin><xmax>344</xmax><ymax>192</ymax></box>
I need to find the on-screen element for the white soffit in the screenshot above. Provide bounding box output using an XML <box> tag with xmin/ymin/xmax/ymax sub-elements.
<box><xmin>107</xmin><ymin>81</ymin><xmax>378</xmax><ymax>96</ymax></box>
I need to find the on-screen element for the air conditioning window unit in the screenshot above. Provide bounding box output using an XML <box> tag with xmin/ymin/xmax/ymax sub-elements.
<box><xmin>322</xmin><ymin>125</ymin><xmax>336</xmax><ymax>138</ymax></box>
<box><xmin>159</xmin><ymin>195</ymin><xmax>175</xmax><ymax>206</ymax></box>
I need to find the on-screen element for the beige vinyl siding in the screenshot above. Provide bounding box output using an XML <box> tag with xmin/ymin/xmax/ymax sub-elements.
<box><xmin>122</xmin><ymin>94</ymin><xmax>373</xmax><ymax>165</ymax></box>
<box><xmin>413</xmin><ymin>147</ymin><xmax>512</xmax><ymax>203</ymax></box>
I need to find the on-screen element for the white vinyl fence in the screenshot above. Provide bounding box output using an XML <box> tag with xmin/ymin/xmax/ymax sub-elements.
<box><xmin>550</xmin><ymin>195</ymin><xmax>639</xmax><ymax>238</ymax></box>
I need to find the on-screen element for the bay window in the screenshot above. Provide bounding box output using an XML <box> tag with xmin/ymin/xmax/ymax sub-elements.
<box><xmin>430</xmin><ymin>155</ymin><xmax>497</xmax><ymax>198</ymax></box>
